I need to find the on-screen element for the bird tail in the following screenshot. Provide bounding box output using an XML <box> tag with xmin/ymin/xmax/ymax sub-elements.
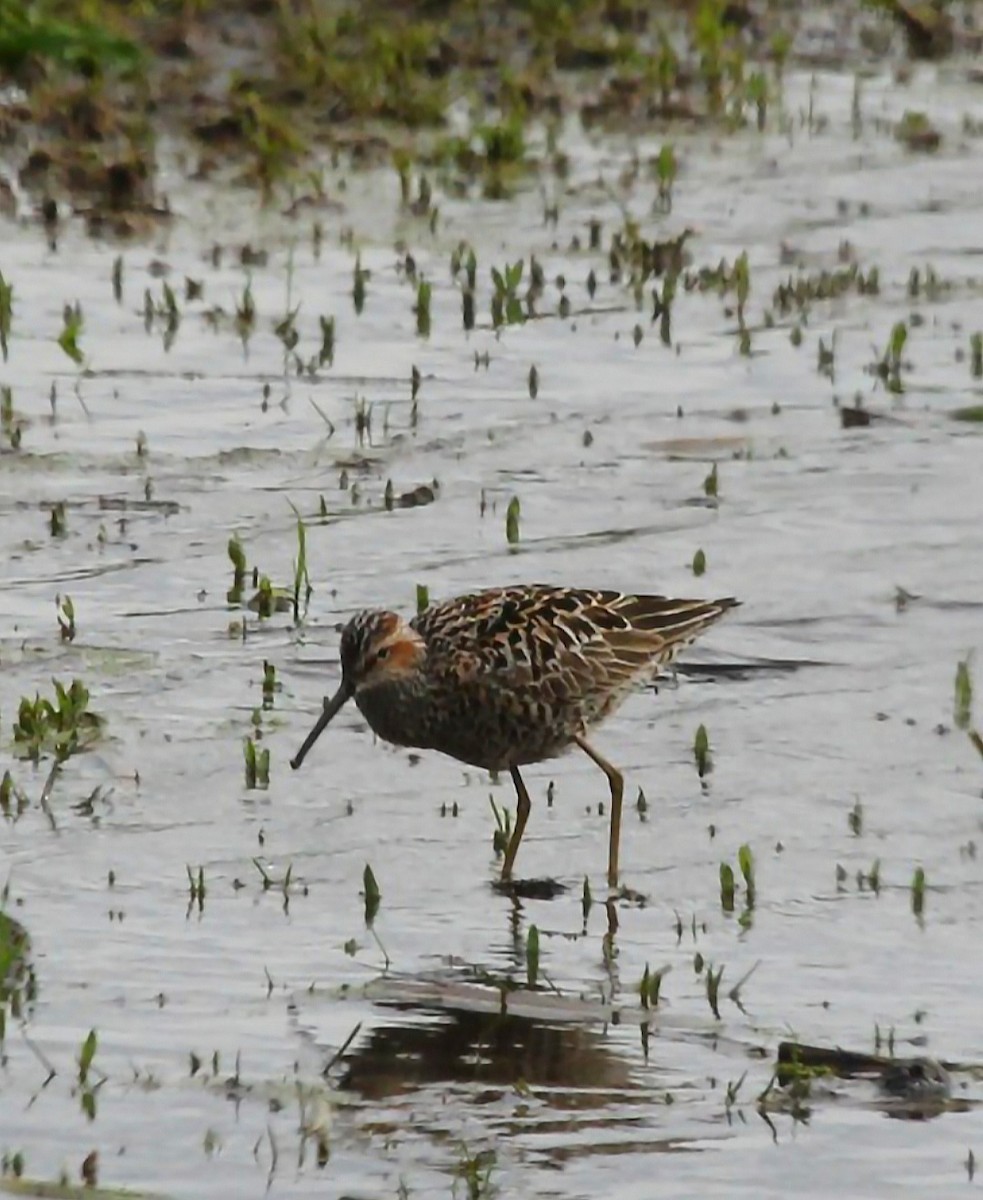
<box><xmin>615</xmin><ymin>594</ymin><xmax>739</xmax><ymax>663</ymax></box>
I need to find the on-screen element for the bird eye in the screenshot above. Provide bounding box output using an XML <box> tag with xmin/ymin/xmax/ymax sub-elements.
<box><xmin>376</xmin><ymin>646</ymin><xmax>390</xmax><ymax>661</ymax></box>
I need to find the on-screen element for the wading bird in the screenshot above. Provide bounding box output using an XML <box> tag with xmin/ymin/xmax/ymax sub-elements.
<box><xmin>292</xmin><ymin>585</ymin><xmax>738</xmax><ymax>887</ymax></box>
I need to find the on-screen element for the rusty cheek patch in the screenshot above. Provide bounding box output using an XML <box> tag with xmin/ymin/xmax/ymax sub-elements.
<box><xmin>384</xmin><ymin>634</ymin><xmax>424</xmax><ymax>673</ymax></box>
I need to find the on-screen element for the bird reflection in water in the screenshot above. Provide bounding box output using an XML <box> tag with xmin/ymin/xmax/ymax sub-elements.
<box><xmin>338</xmin><ymin>995</ymin><xmax>633</xmax><ymax>1102</ymax></box>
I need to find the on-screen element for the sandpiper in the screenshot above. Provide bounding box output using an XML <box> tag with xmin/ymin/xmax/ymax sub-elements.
<box><xmin>292</xmin><ymin>585</ymin><xmax>738</xmax><ymax>886</ymax></box>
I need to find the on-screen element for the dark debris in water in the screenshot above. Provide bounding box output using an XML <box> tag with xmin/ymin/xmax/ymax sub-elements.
<box><xmin>774</xmin><ymin>1040</ymin><xmax>974</xmax><ymax>1121</ymax></box>
<box><xmin>492</xmin><ymin>876</ymin><xmax>567</xmax><ymax>901</ymax></box>
<box><xmin>394</xmin><ymin>483</ymin><xmax>436</xmax><ymax>509</ymax></box>
<box><xmin>840</xmin><ymin>402</ymin><xmax>874</xmax><ymax>428</ymax></box>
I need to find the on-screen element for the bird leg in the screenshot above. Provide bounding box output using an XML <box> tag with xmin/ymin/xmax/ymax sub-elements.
<box><xmin>574</xmin><ymin>735</ymin><xmax>624</xmax><ymax>889</ymax></box>
<box><xmin>501</xmin><ymin>765</ymin><xmax>532</xmax><ymax>879</ymax></box>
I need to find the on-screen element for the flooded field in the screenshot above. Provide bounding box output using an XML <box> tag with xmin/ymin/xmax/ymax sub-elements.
<box><xmin>2</xmin><ymin>43</ymin><xmax>983</xmax><ymax>1200</ymax></box>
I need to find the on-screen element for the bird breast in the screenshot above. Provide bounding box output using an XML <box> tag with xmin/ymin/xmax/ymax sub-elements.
<box><xmin>353</xmin><ymin>670</ymin><xmax>582</xmax><ymax>771</ymax></box>
<box><xmin>354</xmin><ymin>676</ymin><xmax>429</xmax><ymax>751</ymax></box>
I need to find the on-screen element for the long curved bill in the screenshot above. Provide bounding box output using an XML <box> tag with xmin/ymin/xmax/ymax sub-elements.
<box><xmin>290</xmin><ymin>682</ymin><xmax>352</xmax><ymax>770</ymax></box>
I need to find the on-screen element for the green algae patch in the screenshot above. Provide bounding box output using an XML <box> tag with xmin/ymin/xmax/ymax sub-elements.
<box><xmin>1</xmin><ymin>1180</ymin><xmax>170</xmax><ymax>1200</ymax></box>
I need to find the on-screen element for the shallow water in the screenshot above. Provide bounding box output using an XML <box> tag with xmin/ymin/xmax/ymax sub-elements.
<box><xmin>2</xmin><ymin>60</ymin><xmax>983</xmax><ymax>1199</ymax></box>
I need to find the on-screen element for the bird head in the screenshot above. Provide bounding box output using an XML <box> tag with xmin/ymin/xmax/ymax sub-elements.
<box><xmin>339</xmin><ymin>609</ymin><xmax>424</xmax><ymax>692</ymax></box>
<box><xmin>291</xmin><ymin>609</ymin><xmax>424</xmax><ymax>769</ymax></box>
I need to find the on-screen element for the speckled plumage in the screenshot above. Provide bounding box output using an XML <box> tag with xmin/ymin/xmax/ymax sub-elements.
<box><xmin>292</xmin><ymin>585</ymin><xmax>738</xmax><ymax>886</ymax></box>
